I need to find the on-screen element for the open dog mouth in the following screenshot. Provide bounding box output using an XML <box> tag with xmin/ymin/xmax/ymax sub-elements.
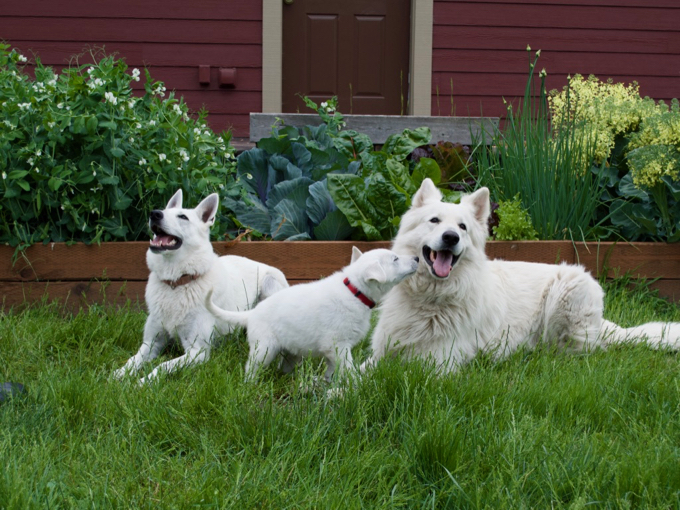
<box><xmin>423</xmin><ymin>246</ymin><xmax>459</xmax><ymax>279</ymax></box>
<box><xmin>149</xmin><ymin>224</ymin><xmax>182</xmax><ymax>252</ymax></box>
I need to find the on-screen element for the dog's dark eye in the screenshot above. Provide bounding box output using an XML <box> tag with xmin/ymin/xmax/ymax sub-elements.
<box><xmin>393</xmin><ymin>256</ymin><xmax>399</xmax><ymax>262</ymax></box>
<box><xmin>430</xmin><ymin>217</ymin><xmax>440</xmax><ymax>224</ymax></box>
<box><xmin>178</xmin><ymin>214</ymin><xmax>189</xmax><ymax>220</ymax></box>
<box><xmin>459</xmin><ymin>223</ymin><xmax>467</xmax><ymax>231</ymax></box>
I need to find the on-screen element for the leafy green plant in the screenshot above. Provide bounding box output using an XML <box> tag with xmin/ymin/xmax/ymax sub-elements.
<box><xmin>550</xmin><ymin>74</ymin><xmax>680</xmax><ymax>242</ymax></box>
<box><xmin>327</xmin><ymin>127</ymin><xmax>447</xmax><ymax>241</ymax></box>
<box><xmin>474</xmin><ymin>50</ymin><xmax>606</xmax><ymax>241</ymax></box>
<box><xmin>492</xmin><ymin>194</ymin><xmax>539</xmax><ymax>240</ymax></box>
<box><xmin>0</xmin><ymin>44</ymin><xmax>238</xmax><ymax>248</ymax></box>
<box><xmin>227</xmin><ymin>122</ymin><xmax>355</xmax><ymax>240</ymax></box>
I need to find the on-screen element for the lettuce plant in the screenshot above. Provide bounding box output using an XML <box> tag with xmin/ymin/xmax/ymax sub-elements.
<box><xmin>227</xmin><ymin>123</ymin><xmax>356</xmax><ymax>240</ymax></box>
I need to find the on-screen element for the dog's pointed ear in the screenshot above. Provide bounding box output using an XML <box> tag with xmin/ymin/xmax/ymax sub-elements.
<box><xmin>166</xmin><ymin>189</ymin><xmax>183</xmax><ymax>209</ymax></box>
<box><xmin>351</xmin><ymin>246</ymin><xmax>363</xmax><ymax>264</ymax></box>
<box><xmin>364</xmin><ymin>262</ymin><xmax>387</xmax><ymax>284</ymax></box>
<box><xmin>461</xmin><ymin>187</ymin><xmax>490</xmax><ymax>224</ymax></box>
<box><xmin>196</xmin><ymin>193</ymin><xmax>219</xmax><ymax>225</ymax></box>
<box><xmin>412</xmin><ymin>178</ymin><xmax>442</xmax><ymax>208</ymax></box>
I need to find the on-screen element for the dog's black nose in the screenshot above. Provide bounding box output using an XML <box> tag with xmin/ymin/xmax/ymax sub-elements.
<box><xmin>441</xmin><ymin>230</ymin><xmax>459</xmax><ymax>247</ymax></box>
<box><xmin>413</xmin><ymin>256</ymin><xmax>419</xmax><ymax>263</ymax></box>
<box><xmin>149</xmin><ymin>210</ymin><xmax>163</xmax><ymax>222</ymax></box>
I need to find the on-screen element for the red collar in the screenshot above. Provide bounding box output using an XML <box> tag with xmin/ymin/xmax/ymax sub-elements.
<box><xmin>343</xmin><ymin>277</ymin><xmax>376</xmax><ymax>309</ymax></box>
<box><xmin>161</xmin><ymin>273</ymin><xmax>201</xmax><ymax>289</ymax></box>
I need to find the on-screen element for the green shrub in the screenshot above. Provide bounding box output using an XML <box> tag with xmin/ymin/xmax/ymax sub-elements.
<box><xmin>0</xmin><ymin>44</ymin><xmax>238</xmax><ymax>248</ymax></box>
<box><xmin>492</xmin><ymin>194</ymin><xmax>538</xmax><ymax>241</ymax></box>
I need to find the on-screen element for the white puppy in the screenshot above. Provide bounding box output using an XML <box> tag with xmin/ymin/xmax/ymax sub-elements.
<box><xmin>366</xmin><ymin>178</ymin><xmax>680</xmax><ymax>371</ymax></box>
<box><xmin>114</xmin><ymin>189</ymin><xmax>288</xmax><ymax>384</ymax></box>
<box><xmin>205</xmin><ymin>247</ymin><xmax>419</xmax><ymax>381</ymax></box>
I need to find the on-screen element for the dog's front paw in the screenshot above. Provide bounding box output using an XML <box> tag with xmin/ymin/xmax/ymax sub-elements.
<box><xmin>325</xmin><ymin>387</ymin><xmax>346</xmax><ymax>400</ymax></box>
<box><xmin>112</xmin><ymin>367</ymin><xmax>129</xmax><ymax>380</ymax></box>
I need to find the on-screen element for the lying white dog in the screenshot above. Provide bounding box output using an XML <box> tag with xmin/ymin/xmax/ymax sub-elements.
<box><xmin>205</xmin><ymin>247</ymin><xmax>419</xmax><ymax>381</ymax></box>
<box><xmin>114</xmin><ymin>189</ymin><xmax>288</xmax><ymax>384</ymax></box>
<box><xmin>366</xmin><ymin>178</ymin><xmax>680</xmax><ymax>370</ymax></box>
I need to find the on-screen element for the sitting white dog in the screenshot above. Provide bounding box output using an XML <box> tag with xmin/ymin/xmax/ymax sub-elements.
<box><xmin>205</xmin><ymin>247</ymin><xmax>419</xmax><ymax>381</ymax></box>
<box><xmin>114</xmin><ymin>189</ymin><xmax>288</xmax><ymax>384</ymax></box>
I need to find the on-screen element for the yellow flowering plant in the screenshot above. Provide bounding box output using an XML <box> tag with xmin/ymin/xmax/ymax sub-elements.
<box><xmin>550</xmin><ymin>75</ymin><xmax>680</xmax><ymax>241</ymax></box>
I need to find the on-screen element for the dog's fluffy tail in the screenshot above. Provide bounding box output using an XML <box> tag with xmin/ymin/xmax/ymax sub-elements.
<box><xmin>600</xmin><ymin>320</ymin><xmax>680</xmax><ymax>349</ymax></box>
<box><xmin>205</xmin><ymin>289</ymin><xmax>250</xmax><ymax>328</ymax></box>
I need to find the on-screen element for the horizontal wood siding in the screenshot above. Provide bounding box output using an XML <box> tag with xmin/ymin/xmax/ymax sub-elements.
<box><xmin>0</xmin><ymin>2</ymin><xmax>263</xmax><ymax>137</ymax></box>
<box><xmin>432</xmin><ymin>1</ymin><xmax>680</xmax><ymax>120</ymax></box>
<box><xmin>1</xmin><ymin>1</ymin><xmax>679</xmax><ymax>138</ymax></box>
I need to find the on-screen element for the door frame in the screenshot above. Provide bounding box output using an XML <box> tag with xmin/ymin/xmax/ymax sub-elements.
<box><xmin>262</xmin><ymin>0</ymin><xmax>432</xmax><ymax>116</ymax></box>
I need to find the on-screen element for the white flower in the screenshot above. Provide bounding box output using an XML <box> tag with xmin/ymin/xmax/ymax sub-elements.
<box><xmin>219</xmin><ymin>184</ymin><xmax>224</xmax><ymax>189</ymax></box>
<box><xmin>159</xmin><ymin>153</ymin><xmax>167</xmax><ymax>161</ymax></box>
<box><xmin>194</xmin><ymin>128</ymin><xmax>201</xmax><ymax>135</ymax></box>
<box><xmin>61</xmin><ymin>205</ymin><xmax>65</xmax><ymax>210</ymax></box>
<box><xmin>36</xmin><ymin>149</ymin><xmax>41</xmax><ymax>156</ymax></box>
<box><xmin>128</xmin><ymin>100</ymin><xmax>135</xmax><ymax>109</ymax></box>
<box><xmin>93</xmin><ymin>170</ymin><xmax>97</xmax><ymax>176</ymax></box>
<box><xmin>135</xmin><ymin>122</ymin><xmax>142</xmax><ymax>129</ymax></box>
<box><xmin>132</xmin><ymin>68</ymin><xmax>140</xmax><ymax>82</ymax></box>
<box><xmin>139</xmin><ymin>158</ymin><xmax>147</xmax><ymax>166</ymax></box>
<box><xmin>129</xmin><ymin>137</ymin><xmax>134</xmax><ymax>143</ymax></box>
<box><xmin>1</xmin><ymin>172</ymin><xmax>6</xmax><ymax>179</ymax></box>
<box><xmin>104</xmin><ymin>92</ymin><xmax>118</xmax><ymax>105</ymax></box>
<box><xmin>179</xmin><ymin>149</ymin><xmax>189</xmax><ymax>162</ymax></box>
<box><xmin>48</xmin><ymin>121</ymin><xmax>55</xmax><ymax>128</ymax></box>
<box><xmin>173</xmin><ymin>104</ymin><xmax>182</xmax><ymax>114</ymax></box>
<box><xmin>27</xmin><ymin>157</ymin><xmax>34</xmax><ymax>165</ymax></box>
<box><xmin>18</xmin><ymin>102</ymin><xmax>31</xmax><ymax>110</ymax></box>
<box><xmin>48</xmin><ymin>79</ymin><xmax>57</xmax><ymax>87</ymax></box>
<box><xmin>18</xmin><ymin>54</ymin><xmax>27</xmax><ymax>62</ymax></box>
<box><xmin>203</xmin><ymin>130</ymin><xmax>210</xmax><ymax>136</ymax></box>
<box><xmin>321</xmin><ymin>102</ymin><xmax>328</xmax><ymax>108</ymax></box>
<box><xmin>246</xmin><ymin>173</ymin><xmax>253</xmax><ymax>179</ymax></box>
<box><xmin>87</xmin><ymin>67</ymin><xmax>95</xmax><ymax>74</ymax></box>
<box><xmin>149</xmin><ymin>120</ymin><xmax>156</xmax><ymax>126</ymax></box>
<box><xmin>57</xmin><ymin>103</ymin><xmax>64</xmax><ymax>109</ymax></box>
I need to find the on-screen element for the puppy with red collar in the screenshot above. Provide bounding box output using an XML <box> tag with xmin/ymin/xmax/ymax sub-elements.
<box><xmin>205</xmin><ymin>247</ymin><xmax>418</xmax><ymax>382</ymax></box>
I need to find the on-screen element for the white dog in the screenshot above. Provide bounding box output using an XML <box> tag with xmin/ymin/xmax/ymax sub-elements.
<box><xmin>114</xmin><ymin>189</ymin><xmax>288</xmax><ymax>384</ymax></box>
<box><xmin>205</xmin><ymin>247</ymin><xmax>419</xmax><ymax>381</ymax></box>
<box><xmin>365</xmin><ymin>178</ymin><xmax>680</xmax><ymax>371</ymax></box>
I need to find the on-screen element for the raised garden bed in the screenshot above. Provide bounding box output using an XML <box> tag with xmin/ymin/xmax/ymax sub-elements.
<box><xmin>1</xmin><ymin>241</ymin><xmax>678</xmax><ymax>311</ymax></box>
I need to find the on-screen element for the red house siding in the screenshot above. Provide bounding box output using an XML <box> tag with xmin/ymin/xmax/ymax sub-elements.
<box><xmin>1</xmin><ymin>1</ymin><xmax>679</xmax><ymax>138</ymax></box>
<box><xmin>432</xmin><ymin>0</ymin><xmax>680</xmax><ymax>119</ymax></box>
<box><xmin>0</xmin><ymin>0</ymin><xmax>263</xmax><ymax>137</ymax></box>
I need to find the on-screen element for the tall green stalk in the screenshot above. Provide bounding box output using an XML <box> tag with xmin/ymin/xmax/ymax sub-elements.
<box><xmin>474</xmin><ymin>52</ymin><xmax>605</xmax><ymax>240</ymax></box>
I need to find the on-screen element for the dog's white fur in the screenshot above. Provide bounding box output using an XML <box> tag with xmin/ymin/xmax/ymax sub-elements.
<box><xmin>114</xmin><ymin>189</ymin><xmax>288</xmax><ymax>384</ymax></box>
<box><xmin>366</xmin><ymin>178</ymin><xmax>680</xmax><ymax>370</ymax></box>
<box><xmin>205</xmin><ymin>247</ymin><xmax>419</xmax><ymax>381</ymax></box>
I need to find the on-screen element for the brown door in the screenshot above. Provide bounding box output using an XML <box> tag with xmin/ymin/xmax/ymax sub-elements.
<box><xmin>282</xmin><ymin>0</ymin><xmax>411</xmax><ymax>115</ymax></box>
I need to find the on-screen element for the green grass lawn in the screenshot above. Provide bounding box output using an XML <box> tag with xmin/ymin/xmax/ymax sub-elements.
<box><xmin>2</xmin><ymin>278</ymin><xmax>680</xmax><ymax>509</ymax></box>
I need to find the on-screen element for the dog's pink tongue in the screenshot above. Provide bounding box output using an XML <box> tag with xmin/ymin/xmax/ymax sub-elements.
<box><xmin>433</xmin><ymin>250</ymin><xmax>453</xmax><ymax>278</ymax></box>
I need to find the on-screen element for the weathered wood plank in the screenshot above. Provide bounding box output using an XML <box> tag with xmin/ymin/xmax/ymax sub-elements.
<box><xmin>249</xmin><ymin>113</ymin><xmax>499</xmax><ymax>144</ymax></box>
